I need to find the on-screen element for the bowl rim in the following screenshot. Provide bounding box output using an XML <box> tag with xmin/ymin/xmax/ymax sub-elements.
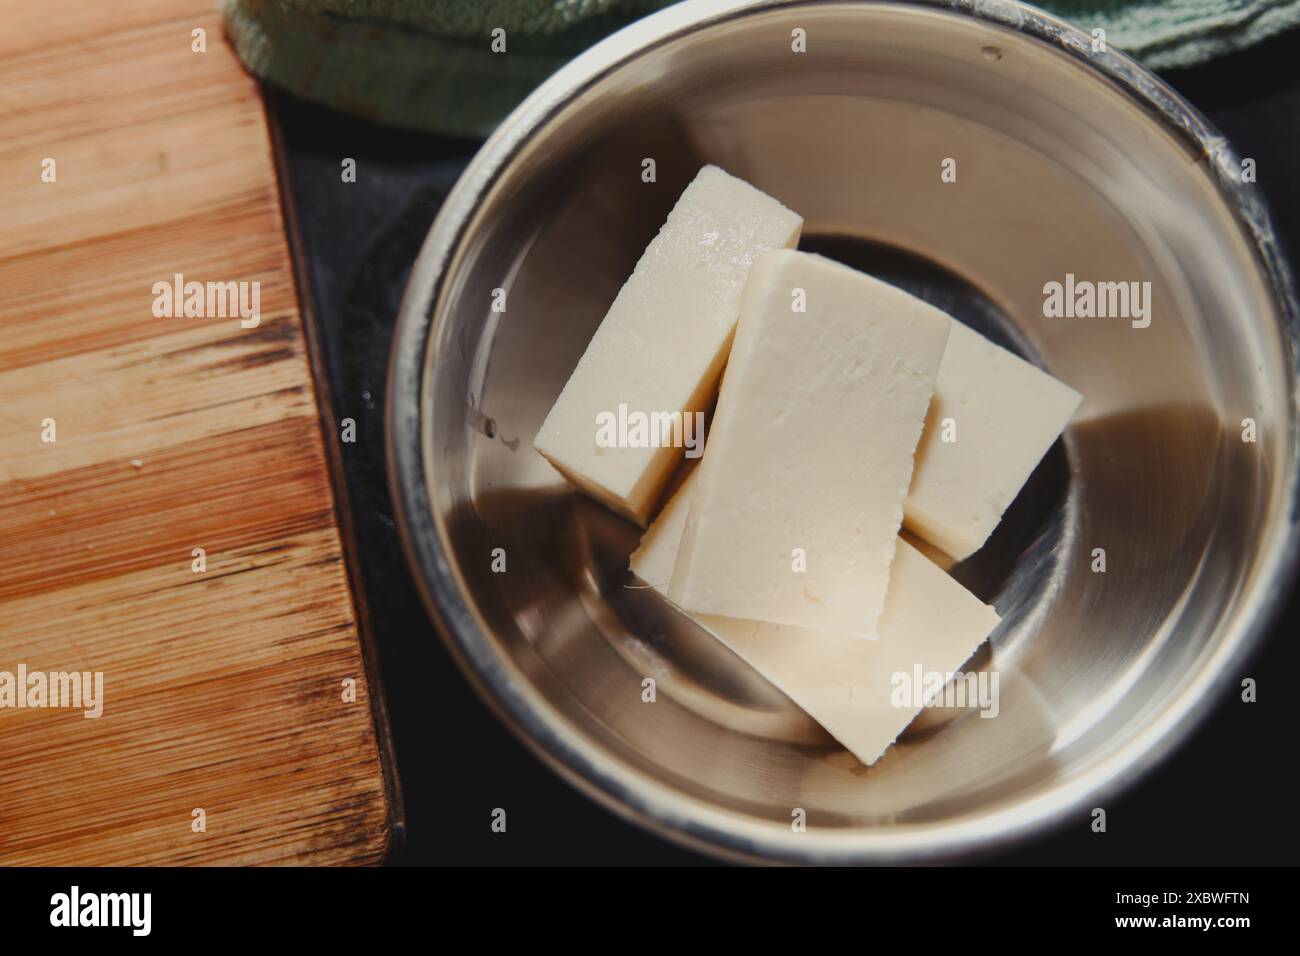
<box><xmin>386</xmin><ymin>0</ymin><xmax>1300</xmax><ymax>864</ymax></box>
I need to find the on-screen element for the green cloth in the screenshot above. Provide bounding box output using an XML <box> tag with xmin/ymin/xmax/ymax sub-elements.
<box><xmin>222</xmin><ymin>0</ymin><xmax>1300</xmax><ymax>138</ymax></box>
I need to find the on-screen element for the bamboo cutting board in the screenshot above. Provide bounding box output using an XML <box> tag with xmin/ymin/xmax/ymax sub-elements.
<box><xmin>0</xmin><ymin>0</ymin><xmax>394</xmax><ymax>864</ymax></box>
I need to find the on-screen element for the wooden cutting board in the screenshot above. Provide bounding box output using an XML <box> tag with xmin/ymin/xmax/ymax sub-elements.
<box><xmin>0</xmin><ymin>0</ymin><xmax>395</xmax><ymax>864</ymax></box>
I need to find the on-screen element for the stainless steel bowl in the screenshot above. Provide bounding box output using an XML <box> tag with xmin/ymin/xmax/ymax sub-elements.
<box><xmin>388</xmin><ymin>0</ymin><xmax>1299</xmax><ymax>862</ymax></box>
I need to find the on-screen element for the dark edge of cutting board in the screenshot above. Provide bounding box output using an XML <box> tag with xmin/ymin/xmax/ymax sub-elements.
<box><xmin>264</xmin><ymin>105</ymin><xmax>408</xmax><ymax>857</ymax></box>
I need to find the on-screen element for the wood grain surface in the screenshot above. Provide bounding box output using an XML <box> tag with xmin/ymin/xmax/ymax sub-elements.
<box><xmin>0</xmin><ymin>0</ymin><xmax>393</xmax><ymax>864</ymax></box>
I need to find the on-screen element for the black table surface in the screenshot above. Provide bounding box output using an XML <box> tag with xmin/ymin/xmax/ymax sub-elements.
<box><xmin>268</xmin><ymin>30</ymin><xmax>1300</xmax><ymax>866</ymax></box>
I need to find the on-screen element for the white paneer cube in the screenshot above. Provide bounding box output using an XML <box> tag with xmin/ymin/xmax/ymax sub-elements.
<box><xmin>905</xmin><ymin>321</ymin><xmax>1082</xmax><ymax>560</ymax></box>
<box><xmin>632</xmin><ymin>472</ymin><xmax>1000</xmax><ymax>766</ymax></box>
<box><xmin>668</xmin><ymin>250</ymin><xmax>949</xmax><ymax>637</ymax></box>
<box><xmin>533</xmin><ymin>165</ymin><xmax>802</xmax><ymax>525</ymax></box>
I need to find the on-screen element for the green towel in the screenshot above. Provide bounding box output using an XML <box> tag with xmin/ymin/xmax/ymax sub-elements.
<box><xmin>222</xmin><ymin>0</ymin><xmax>1300</xmax><ymax>138</ymax></box>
